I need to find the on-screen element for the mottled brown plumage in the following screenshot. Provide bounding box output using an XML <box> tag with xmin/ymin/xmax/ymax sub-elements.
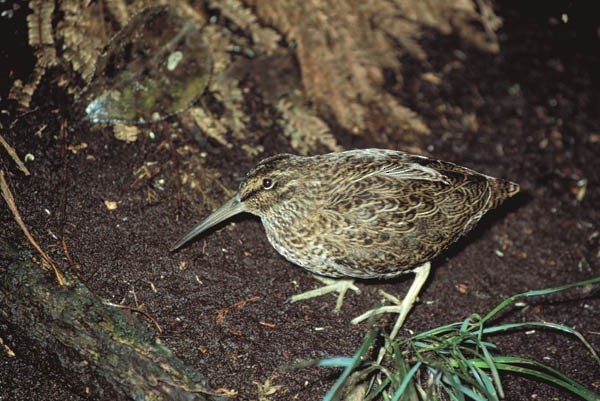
<box><xmin>172</xmin><ymin>149</ymin><xmax>519</xmax><ymax>333</ymax></box>
<box><xmin>173</xmin><ymin>149</ymin><xmax>518</xmax><ymax>276</ymax></box>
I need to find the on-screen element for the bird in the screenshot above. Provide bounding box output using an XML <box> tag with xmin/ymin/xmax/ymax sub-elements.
<box><xmin>172</xmin><ymin>149</ymin><xmax>519</xmax><ymax>338</ymax></box>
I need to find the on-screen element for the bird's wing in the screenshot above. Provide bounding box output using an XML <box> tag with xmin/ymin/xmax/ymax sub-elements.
<box><xmin>350</xmin><ymin>161</ymin><xmax>450</xmax><ymax>185</ymax></box>
<box><xmin>315</xmin><ymin>156</ymin><xmax>493</xmax><ymax>277</ymax></box>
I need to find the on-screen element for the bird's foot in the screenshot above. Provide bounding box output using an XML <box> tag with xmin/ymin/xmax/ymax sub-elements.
<box><xmin>288</xmin><ymin>276</ymin><xmax>360</xmax><ymax>312</ymax></box>
<box><xmin>351</xmin><ymin>262</ymin><xmax>431</xmax><ymax>340</ymax></box>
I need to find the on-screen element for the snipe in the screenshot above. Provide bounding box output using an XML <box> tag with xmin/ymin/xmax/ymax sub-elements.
<box><xmin>172</xmin><ymin>149</ymin><xmax>519</xmax><ymax>337</ymax></box>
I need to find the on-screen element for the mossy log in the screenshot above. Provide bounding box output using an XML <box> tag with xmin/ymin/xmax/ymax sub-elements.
<box><xmin>0</xmin><ymin>233</ymin><xmax>224</xmax><ymax>401</ymax></box>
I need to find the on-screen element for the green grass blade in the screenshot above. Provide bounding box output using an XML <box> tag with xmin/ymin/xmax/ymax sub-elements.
<box><xmin>322</xmin><ymin>329</ymin><xmax>377</xmax><ymax>401</ymax></box>
<box><xmin>412</xmin><ymin>322</ymin><xmax>462</xmax><ymax>340</ymax></box>
<box><xmin>467</xmin><ymin>356</ymin><xmax>599</xmax><ymax>400</ymax></box>
<box><xmin>441</xmin><ymin>373</ymin><xmax>469</xmax><ymax>401</ymax></box>
<box><xmin>480</xmin><ymin>342</ymin><xmax>504</xmax><ymax>398</ymax></box>
<box><xmin>364</xmin><ymin>377</ymin><xmax>391</xmax><ymax>401</ymax></box>
<box><xmin>463</xmin><ymin>360</ymin><xmax>491</xmax><ymax>400</ymax></box>
<box><xmin>317</xmin><ymin>357</ymin><xmax>356</xmax><ymax>368</ymax></box>
<box><xmin>481</xmin><ymin>276</ymin><xmax>600</xmax><ymax>325</ymax></box>
<box><xmin>482</xmin><ymin>321</ymin><xmax>599</xmax><ymax>365</ymax></box>
<box><xmin>390</xmin><ymin>361</ymin><xmax>422</xmax><ymax>401</ymax></box>
<box><xmin>474</xmin><ymin>364</ymin><xmax>499</xmax><ymax>401</ymax></box>
<box><xmin>460</xmin><ymin>352</ymin><xmax>500</xmax><ymax>401</ymax></box>
<box><xmin>494</xmin><ymin>358</ymin><xmax>599</xmax><ymax>400</ymax></box>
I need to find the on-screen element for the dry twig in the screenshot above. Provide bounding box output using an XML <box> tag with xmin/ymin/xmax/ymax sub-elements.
<box><xmin>216</xmin><ymin>295</ymin><xmax>260</xmax><ymax>326</ymax></box>
<box><xmin>103</xmin><ymin>301</ymin><xmax>163</xmax><ymax>333</ymax></box>
<box><xmin>0</xmin><ymin>132</ymin><xmax>31</xmax><ymax>176</ymax></box>
<box><xmin>0</xmin><ymin>169</ymin><xmax>64</xmax><ymax>285</ymax></box>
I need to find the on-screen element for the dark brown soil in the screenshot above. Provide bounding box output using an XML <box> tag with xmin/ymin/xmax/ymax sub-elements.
<box><xmin>1</xmin><ymin>2</ymin><xmax>599</xmax><ymax>401</ymax></box>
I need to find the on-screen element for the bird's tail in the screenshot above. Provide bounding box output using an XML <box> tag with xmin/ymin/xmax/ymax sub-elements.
<box><xmin>487</xmin><ymin>178</ymin><xmax>520</xmax><ymax>209</ymax></box>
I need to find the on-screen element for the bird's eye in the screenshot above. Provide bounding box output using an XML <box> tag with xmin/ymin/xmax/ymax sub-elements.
<box><xmin>262</xmin><ymin>178</ymin><xmax>274</xmax><ymax>189</ymax></box>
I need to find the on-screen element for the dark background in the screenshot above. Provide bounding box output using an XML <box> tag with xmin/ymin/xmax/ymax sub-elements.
<box><xmin>1</xmin><ymin>1</ymin><xmax>599</xmax><ymax>400</ymax></box>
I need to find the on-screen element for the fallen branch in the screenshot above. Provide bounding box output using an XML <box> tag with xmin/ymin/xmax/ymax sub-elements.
<box><xmin>0</xmin><ymin>231</ymin><xmax>231</xmax><ymax>401</ymax></box>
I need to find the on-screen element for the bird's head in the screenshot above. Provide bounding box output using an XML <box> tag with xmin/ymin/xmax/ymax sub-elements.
<box><xmin>171</xmin><ymin>154</ymin><xmax>303</xmax><ymax>251</ymax></box>
<box><xmin>237</xmin><ymin>153</ymin><xmax>304</xmax><ymax>215</ymax></box>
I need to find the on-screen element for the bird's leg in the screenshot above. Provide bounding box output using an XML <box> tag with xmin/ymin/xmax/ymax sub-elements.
<box><xmin>288</xmin><ymin>275</ymin><xmax>360</xmax><ymax>312</ymax></box>
<box><xmin>351</xmin><ymin>262</ymin><xmax>431</xmax><ymax>340</ymax></box>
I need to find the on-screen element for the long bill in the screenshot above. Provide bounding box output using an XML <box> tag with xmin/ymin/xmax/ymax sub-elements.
<box><xmin>170</xmin><ymin>196</ymin><xmax>244</xmax><ymax>251</ymax></box>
